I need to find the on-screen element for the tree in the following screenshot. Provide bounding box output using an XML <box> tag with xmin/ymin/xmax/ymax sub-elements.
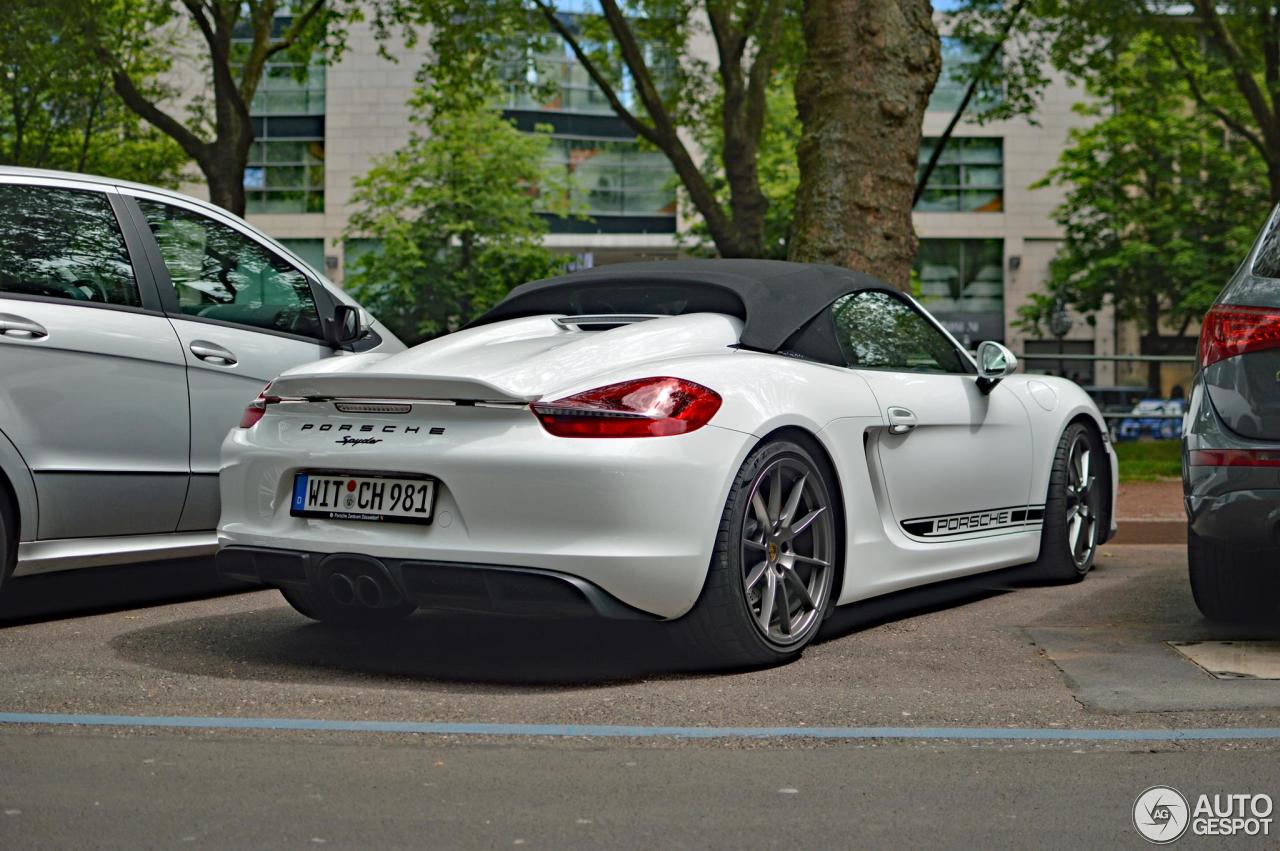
<box><xmin>787</xmin><ymin>0</ymin><xmax>942</xmax><ymax>286</ymax></box>
<box><xmin>80</xmin><ymin>0</ymin><xmax>372</xmax><ymax>215</ymax></box>
<box><xmin>0</xmin><ymin>2</ymin><xmax>187</xmax><ymax>185</ymax></box>
<box><xmin>411</xmin><ymin>0</ymin><xmax>802</xmax><ymax>259</ymax></box>
<box><xmin>683</xmin><ymin>69</ymin><xmax>802</xmax><ymax>258</ymax></box>
<box><xmin>1020</xmin><ymin>34</ymin><xmax>1267</xmax><ymax>389</ymax></box>
<box><xmin>951</xmin><ymin>0</ymin><xmax>1280</xmax><ymax>204</ymax></box>
<box><xmin>343</xmin><ymin>84</ymin><xmax>569</xmax><ymax>344</ymax></box>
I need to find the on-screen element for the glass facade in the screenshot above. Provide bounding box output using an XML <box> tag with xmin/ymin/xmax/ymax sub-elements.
<box><xmin>928</xmin><ymin>37</ymin><xmax>1001</xmax><ymax>115</ymax></box>
<box><xmin>503</xmin><ymin>18</ymin><xmax>677</xmax><ymax>234</ymax></box>
<box><xmin>278</xmin><ymin>237</ymin><xmax>325</xmax><ymax>273</ymax></box>
<box><xmin>914</xmin><ymin>239</ymin><xmax>1005</xmax><ymax>344</ymax></box>
<box><xmin>916</xmin><ymin>137</ymin><xmax>1003</xmax><ymax>212</ymax></box>
<box><xmin>244</xmin><ymin>137</ymin><xmax>325</xmax><ymax>213</ymax></box>
<box><xmin>235</xmin><ymin>21</ymin><xmax>326</xmax><ymax>216</ymax></box>
<box><xmin>250</xmin><ymin>62</ymin><xmax>326</xmax><ymax>116</ymax></box>
<box><xmin>545</xmin><ymin>139</ymin><xmax>676</xmax><ymax>219</ymax></box>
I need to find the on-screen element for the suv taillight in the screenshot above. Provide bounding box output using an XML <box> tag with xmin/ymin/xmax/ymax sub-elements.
<box><xmin>531</xmin><ymin>377</ymin><xmax>722</xmax><ymax>437</ymax></box>
<box><xmin>239</xmin><ymin>384</ymin><xmax>279</xmax><ymax>428</ymax></box>
<box><xmin>1199</xmin><ymin>304</ymin><xmax>1280</xmax><ymax>368</ymax></box>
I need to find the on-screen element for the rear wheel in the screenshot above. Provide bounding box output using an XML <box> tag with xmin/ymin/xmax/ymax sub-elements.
<box><xmin>672</xmin><ymin>438</ymin><xmax>839</xmax><ymax>668</ymax></box>
<box><xmin>1188</xmin><ymin>529</ymin><xmax>1280</xmax><ymax>623</ymax></box>
<box><xmin>1026</xmin><ymin>422</ymin><xmax>1106</xmax><ymax>583</ymax></box>
<box><xmin>279</xmin><ymin>587</ymin><xmax>416</xmax><ymax>627</ymax></box>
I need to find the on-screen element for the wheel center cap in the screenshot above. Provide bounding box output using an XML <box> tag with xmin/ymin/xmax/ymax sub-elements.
<box><xmin>768</xmin><ymin>541</ymin><xmax>779</xmax><ymax>562</ymax></box>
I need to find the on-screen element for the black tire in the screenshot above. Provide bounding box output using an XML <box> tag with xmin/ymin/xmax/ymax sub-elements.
<box><xmin>278</xmin><ymin>587</ymin><xmax>416</xmax><ymax>627</ymax></box>
<box><xmin>0</xmin><ymin>485</ymin><xmax>15</xmax><ymax>595</ymax></box>
<box><xmin>671</xmin><ymin>438</ymin><xmax>840</xmax><ymax>669</ymax></box>
<box><xmin>1026</xmin><ymin>422</ymin><xmax>1106</xmax><ymax>583</ymax></box>
<box><xmin>1188</xmin><ymin>528</ymin><xmax>1280</xmax><ymax>623</ymax></box>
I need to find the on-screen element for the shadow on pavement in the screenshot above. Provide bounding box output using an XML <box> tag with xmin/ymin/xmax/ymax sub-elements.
<box><xmin>0</xmin><ymin>559</ymin><xmax>252</xmax><ymax>626</ymax></box>
<box><xmin>108</xmin><ymin>566</ymin><xmax>1032</xmax><ymax>689</ymax></box>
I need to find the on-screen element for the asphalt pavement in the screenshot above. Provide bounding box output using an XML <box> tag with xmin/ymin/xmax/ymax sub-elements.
<box><xmin>2</xmin><ymin>544</ymin><xmax>1279</xmax><ymax>848</ymax></box>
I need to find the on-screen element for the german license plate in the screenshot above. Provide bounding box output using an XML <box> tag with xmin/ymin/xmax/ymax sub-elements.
<box><xmin>291</xmin><ymin>472</ymin><xmax>435</xmax><ymax>524</ymax></box>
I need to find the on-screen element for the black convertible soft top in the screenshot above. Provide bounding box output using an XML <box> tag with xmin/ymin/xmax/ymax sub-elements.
<box><xmin>466</xmin><ymin>259</ymin><xmax>892</xmax><ymax>352</ymax></box>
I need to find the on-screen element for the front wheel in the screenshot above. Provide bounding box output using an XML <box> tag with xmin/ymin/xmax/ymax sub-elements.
<box><xmin>1026</xmin><ymin>422</ymin><xmax>1107</xmax><ymax>583</ymax></box>
<box><xmin>671</xmin><ymin>438</ymin><xmax>840</xmax><ymax>668</ymax></box>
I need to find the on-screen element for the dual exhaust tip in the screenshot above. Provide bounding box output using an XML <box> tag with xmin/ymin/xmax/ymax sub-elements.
<box><xmin>320</xmin><ymin>556</ymin><xmax>402</xmax><ymax>609</ymax></box>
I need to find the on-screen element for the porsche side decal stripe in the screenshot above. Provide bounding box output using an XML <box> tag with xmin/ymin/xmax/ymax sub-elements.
<box><xmin>901</xmin><ymin>505</ymin><xmax>1046</xmax><ymax>539</ymax></box>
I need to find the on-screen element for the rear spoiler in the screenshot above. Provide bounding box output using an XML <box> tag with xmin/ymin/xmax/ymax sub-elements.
<box><xmin>267</xmin><ymin>372</ymin><xmax>537</xmax><ymax>404</ymax></box>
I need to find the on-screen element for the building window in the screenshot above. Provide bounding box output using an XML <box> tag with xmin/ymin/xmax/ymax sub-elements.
<box><xmin>234</xmin><ymin>19</ymin><xmax>326</xmax><ymax>216</ymax></box>
<box><xmin>544</xmin><ymin>138</ymin><xmax>676</xmax><ymax>220</ymax></box>
<box><xmin>916</xmin><ymin>137</ymin><xmax>1002</xmax><ymax>212</ymax></box>
<box><xmin>914</xmin><ymin>239</ymin><xmax>1004</xmax><ymax>343</ymax></box>
<box><xmin>251</xmin><ymin>62</ymin><xmax>325</xmax><ymax>116</ymax></box>
<box><xmin>278</xmin><ymin>238</ymin><xmax>325</xmax><ymax>273</ymax></box>
<box><xmin>928</xmin><ymin>37</ymin><xmax>1001</xmax><ymax>114</ymax></box>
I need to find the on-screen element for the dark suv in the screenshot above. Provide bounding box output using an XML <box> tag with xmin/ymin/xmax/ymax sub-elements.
<box><xmin>1185</xmin><ymin>206</ymin><xmax>1280</xmax><ymax>621</ymax></box>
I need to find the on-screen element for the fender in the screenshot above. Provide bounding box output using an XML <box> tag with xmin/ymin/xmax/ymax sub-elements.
<box><xmin>0</xmin><ymin>426</ymin><xmax>38</xmax><ymax>541</ymax></box>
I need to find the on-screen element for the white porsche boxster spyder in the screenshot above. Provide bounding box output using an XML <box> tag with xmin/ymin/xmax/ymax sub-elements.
<box><xmin>217</xmin><ymin>260</ymin><xmax>1116</xmax><ymax>666</ymax></box>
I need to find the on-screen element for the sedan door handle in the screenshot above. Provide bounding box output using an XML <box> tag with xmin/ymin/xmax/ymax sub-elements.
<box><xmin>0</xmin><ymin>313</ymin><xmax>48</xmax><ymax>338</ymax></box>
<box><xmin>886</xmin><ymin>406</ymin><xmax>917</xmax><ymax>435</ymax></box>
<box><xmin>189</xmin><ymin>340</ymin><xmax>238</xmax><ymax>366</ymax></box>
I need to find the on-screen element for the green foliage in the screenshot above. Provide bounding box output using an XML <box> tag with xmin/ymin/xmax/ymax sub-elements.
<box><xmin>1114</xmin><ymin>439</ymin><xmax>1181</xmax><ymax>482</ymax></box>
<box><xmin>682</xmin><ymin>77</ymin><xmax>801</xmax><ymax>259</ymax></box>
<box><xmin>1019</xmin><ymin>34</ymin><xmax>1268</xmax><ymax>338</ymax></box>
<box><xmin>949</xmin><ymin>1</ymin><xmax>1280</xmax><ymax>197</ymax></box>
<box><xmin>400</xmin><ymin>0</ymin><xmax>803</xmax><ymax>258</ymax></box>
<box><xmin>344</xmin><ymin>83</ymin><xmax>569</xmax><ymax>344</ymax></box>
<box><xmin>0</xmin><ymin>1</ymin><xmax>187</xmax><ymax>184</ymax></box>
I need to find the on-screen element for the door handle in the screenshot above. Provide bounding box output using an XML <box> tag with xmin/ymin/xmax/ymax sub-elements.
<box><xmin>0</xmin><ymin>313</ymin><xmax>48</xmax><ymax>338</ymax></box>
<box><xmin>886</xmin><ymin>406</ymin><xmax>917</xmax><ymax>435</ymax></box>
<box><xmin>189</xmin><ymin>340</ymin><xmax>238</xmax><ymax>366</ymax></box>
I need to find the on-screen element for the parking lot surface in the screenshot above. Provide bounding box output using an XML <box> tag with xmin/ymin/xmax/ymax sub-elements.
<box><xmin>3</xmin><ymin>543</ymin><xmax>1280</xmax><ymax>847</ymax></box>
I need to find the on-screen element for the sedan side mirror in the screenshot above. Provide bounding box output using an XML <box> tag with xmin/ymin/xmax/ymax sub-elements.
<box><xmin>976</xmin><ymin>341</ymin><xmax>1018</xmax><ymax>394</ymax></box>
<box><xmin>327</xmin><ymin>304</ymin><xmax>364</xmax><ymax>348</ymax></box>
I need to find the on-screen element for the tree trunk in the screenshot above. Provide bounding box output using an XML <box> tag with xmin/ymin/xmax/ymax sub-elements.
<box><xmin>789</xmin><ymin>0</ymin><xmax>941</xmax><ymax>287</ymax></box>
<box><xmin>201</xmin><ymin>150</ymin><xmax>249</xmax><ymax>218</ymax></box>
<box><xmin>1145</xmin><ymin>295</ymin><xmax>1161</xmax><ymax>394</ymax></box>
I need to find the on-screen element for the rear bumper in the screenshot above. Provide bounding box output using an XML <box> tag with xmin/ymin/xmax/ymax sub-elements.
<box><xmin>218</xmin><ymin>546</ymin><xmax>657</xmax><ymax>620</ymax></box>
<box><xmin>1183</xmin><ymin>370</ymin><xmax>1280</xmax><ymax>550</ymax></box>
<box><xmin>218</xmin><ymin>410</ymin><xmax>754</xmax><ymax>619</ymax></box>
<box><xmin>1186</xmin><ymin>490</ymin><xmax>1280</xmax><ymax>550</ymax></box>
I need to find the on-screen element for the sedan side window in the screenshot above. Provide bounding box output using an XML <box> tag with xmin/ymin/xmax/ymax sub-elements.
<box><xmin>136</xmin><ymin>199</ymin><xmax>323</xmax><ymax>339</ymax></box>
<box><xmin>832</xmin><ymin>291</ymin><xmax>969</xmax><ymax>374</ymax></box>
<box><xmin>0</xmin><ymin>184</ymin><xmax>141</xmax><ymax>307</ymax></box>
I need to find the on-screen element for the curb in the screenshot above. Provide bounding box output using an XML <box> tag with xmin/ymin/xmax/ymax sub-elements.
<box><xmin>1109</xmin><ymin>519</ymin><xmax>1186</xmax><ymax>546</ymax></box>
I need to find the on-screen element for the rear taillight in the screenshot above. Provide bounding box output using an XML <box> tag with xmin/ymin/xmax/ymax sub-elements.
<box><xmin>1188</xmin><ymin>449</ymin><xmax>1280</xmax><ymax>468</ymax></box>
<box><xmin>531</xmin><ymin>377</ymin><xmax>722</xmax><ymax>438</ymax></box>
<box><xmin>239</xmin><ymin>384</ymin><xmax>279</xmax><ymax>428</ymax></box>
<box><xmin>1199</xmin><ymin>304</ymin><xmax>1280</xmax><ymax>368</ymax></box>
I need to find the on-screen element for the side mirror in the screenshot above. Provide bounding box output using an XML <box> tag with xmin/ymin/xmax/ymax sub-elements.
<box><xmin>327</xmin><ymin>304</ymin><xmax>363</xmax><ymax>348</ymax></box>
<box><xmin>976</xmin><ymin>341</ymin><xmax>1017</xmax><ymax>394</ymax></box>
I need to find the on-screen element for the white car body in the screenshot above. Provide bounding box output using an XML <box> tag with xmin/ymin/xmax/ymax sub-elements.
<box><xmin>218</xmin><ymin>261</ymin><xmax>1117</xmax><ymax>626</ymax></box>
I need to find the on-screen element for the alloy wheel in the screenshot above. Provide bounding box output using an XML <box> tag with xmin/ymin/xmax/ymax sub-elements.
<box><xmin>740</xmin><ymin>456</ymin><xmax>835</xmax><ymax>646</ymax></box>
<box><xmin>1064</xmin><ymin>433</ymin><xmax>1100</xmax><ymax>568</ymax></box>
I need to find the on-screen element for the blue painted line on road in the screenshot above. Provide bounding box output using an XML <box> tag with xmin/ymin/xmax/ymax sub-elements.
<box><xmin>3</xmin><ymin>712</ymin><xmax>1280</xmax><ymax>741</ymax></box>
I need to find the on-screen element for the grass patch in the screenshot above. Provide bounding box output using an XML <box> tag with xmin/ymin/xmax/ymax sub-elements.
<box><xmin>1113</xmin><ymin>439</ymin><xmax>1181</xmax><ymax>483</ymax></box>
